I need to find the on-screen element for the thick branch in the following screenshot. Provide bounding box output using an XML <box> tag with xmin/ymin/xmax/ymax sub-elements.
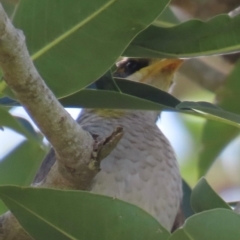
<box><xmin>0</xmin><ymin>4</ymin><xmax>125</xmax><ymax>239</ymax></box>
<box><xmin>37</xmin><ymin>126</ymin><xmax>124</xmax><ymax>190</ymax></box>
<box><xmin>0</xmin><ymin>4</ymin><xmax>95</xmax><ymax>185</ymax></box>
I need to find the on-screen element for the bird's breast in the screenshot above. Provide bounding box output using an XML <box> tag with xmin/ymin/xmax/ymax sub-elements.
<box><xmin>77</xmin><ymin>109</ymin><xmax>182</xmax><ymax>231</ymax></box>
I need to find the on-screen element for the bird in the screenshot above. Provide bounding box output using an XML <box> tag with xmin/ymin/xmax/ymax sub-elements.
<box><xmin>34</xmin><ymin>57</ymin><xmax>183</xmax><ymax>232</ymax></box>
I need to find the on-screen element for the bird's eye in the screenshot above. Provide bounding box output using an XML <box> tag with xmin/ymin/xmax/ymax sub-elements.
<box><xmin>125</xmin><ymin>60</ymin><xmax>139</xmax><ymax>74</ymax></box>
<box><xmin>114</xmin><ymin>58</ymin><xmax>149</xmax><ymax>78</ymax></box>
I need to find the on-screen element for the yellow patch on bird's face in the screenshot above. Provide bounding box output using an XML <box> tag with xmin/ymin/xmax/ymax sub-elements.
<box><xmin>94</xmin><ymin>109</ymin><xmax>127</xmax><ymax>118</ymax></box>
<box><xmin>94</xmin><ymin>58</ymin><xmax>183</xmax><ymax>119</ymax></box>
<box><xmin>126</xmin><ymin>59</ymin><xmax>183</xmax><ymax>91</ymax></box>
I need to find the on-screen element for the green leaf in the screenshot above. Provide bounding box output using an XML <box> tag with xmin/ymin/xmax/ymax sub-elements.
<box><xmin>0</xmin><ymin>141</ymin><xmax>46</xmax><ymax>214</ymax></box>
<box><xmin>198</xmin><ymin>122</ymin><xmax>238</xmax><ymax>176</ymax></box>
<box><xmin>198</xmin><ymin>60</ymin><xmax>240</xmax><ymax>176</ymax></box>
<box><xmin>169</xmin><ymin>209</ymin><xmax>240</xmax><ymax>240</ymax></box>
<box><xmin>60</xmin><ymin>79</ymin><xmax>180</xmax><ymax>109</ymax></box>
<box><xmin>191</xmin><ymin>178</ymin><xmax>231</xmax><ymax>214</ymax></box>
<box><xmin>0</xmin><ymin>107</ymin><xmax>40</xmax><ymax>142</ymax></box>
<box><xmin>182</xmin><ymin>180</ymin><xmax>194</xmax><ymax>218</ymax></box>
<box><xmin>1</xmin><ymin>0</ymin><xmax>19</xmax><ymax>18</ymax></box>
<box><xmin>156</xmin><ymin>6</ymin><xmax>179</xmax><ymax>26</ymax></box>
<box><xmin>125</xmin><ymin>14</ymin><xmax>240</xmax><ymax>58</ymax></box>
<box><xmin>61</xmin><ymin>89</ymin><xmax>166</xmax><ymax>110</ymax></box>
<box><xmin>0</xmin><ymin>186</ymin><xmax>170</xmax><ymax>240</ymax></box>
<box><xmin>0</xmin><ymin>199</ymin><xmax>7</xmax><ymax>214</ymax></box>
<box><xmin>0</xmin><ymin>142</ymin><xmax>45</xmax><ymax>186</ymax></box>
<box><xmin>15</xmin><ymin>117</ymin><xmax>40</xmax><ymax>139</ymax></box>
<box><xmin>177</xmin><ymin>101</ymin><xmax>240</xmax><ymax>128</ymax></box>
<box><xmin>0</xmin><ymin>97</ymin><xmax>19</xmax><ymax>106</ymax></box>
<box><xmin>13</xmin><ymin>0</ymin><xmax>170</xmax><ymax>97</ymax></box>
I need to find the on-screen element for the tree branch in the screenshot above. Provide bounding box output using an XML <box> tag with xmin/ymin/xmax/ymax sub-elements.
<box><xmin>0</xmin><ymin>4</ymin><xmax>123</xmax><ymax>239</ymax></box>
<box><xmin>0</xmin><ymin>125</ymin><xmax>123</xmax><ymax>240</ymax></box>
<box><xmin>0</xmin><ymin>3</ymin><xmax>95</xmax><ymax>186</ymax></box>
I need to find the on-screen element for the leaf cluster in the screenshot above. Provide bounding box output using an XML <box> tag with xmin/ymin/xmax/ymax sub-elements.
<box><xmin>1</xmin><ymin>0</ymin><xmax>240</xmax><ymax>239</ymax></box>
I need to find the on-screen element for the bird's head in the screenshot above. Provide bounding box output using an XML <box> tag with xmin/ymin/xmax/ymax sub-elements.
<box><xmin>114</xmin><ymin>58</ymin><xmax>183</xmax><ymax>92</ymax></box>
<box><xmin>92</xmin><ymin>58</ymin><xmax>183</xmax><ymax>118</ymax></box>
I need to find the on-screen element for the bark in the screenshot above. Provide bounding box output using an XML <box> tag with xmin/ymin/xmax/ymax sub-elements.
<box><xmin>0</xmin><ymin>4</ymin><xmax>123</xmax><ymax>239</ymax></box>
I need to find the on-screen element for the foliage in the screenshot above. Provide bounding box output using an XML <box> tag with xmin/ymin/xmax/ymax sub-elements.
<box><xmin>1</xmin><ymin>0</ymin><xmax>240</xmax><ymax>239</ymax></box>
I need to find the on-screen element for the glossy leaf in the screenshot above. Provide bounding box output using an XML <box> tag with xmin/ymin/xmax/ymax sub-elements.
<box><xmin>125</xmin><ymin>14</ymin><xmax>240</xmax><ymax>58</ymax></box>
<box><xmin>191</xmin><ymin>178</ymin><xmax>231</xmax><ymax>214</ymax></box>
<box><xmin>169</xmin><ymin>209</ymin><xmax>240</xmax><ymax>240</ymax></box>
<box><xmin>0</xmin><ymin>186</ymin><xmax>170</xmax><ymax>240</ymax></box>
<box><xmin>198</xmin><ymin>60</ymin><xmax>240</xmax><ymax>176</ymax></box>
<box><xmin>12</xmin><ymin>0</ymin><xmax>170</xmax><ymax>97</ymax></box>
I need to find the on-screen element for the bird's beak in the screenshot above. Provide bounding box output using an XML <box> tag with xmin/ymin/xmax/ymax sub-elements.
<box><xmin>127</xmin><ymin>59</ymin><xmax>183</xmax><ymax>91</ymax></box>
